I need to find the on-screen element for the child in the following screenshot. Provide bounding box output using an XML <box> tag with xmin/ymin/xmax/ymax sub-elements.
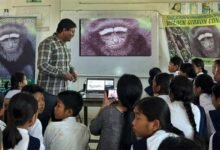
<box><xmin>4</xmin><ymin>72</ymin><xmax>27</xmax><ymax>109</ymax></box>
<box><xmin>3</xmin><ymin>93</ymin><xmax>39</xmax><ymax>149</ymax></box>
<box><xmin>22</xmin><ymin>84</ymin><xmax>45</xmax><ymax>150</ymax></box>
<box><xmin>209</xmin><ymin>83</ymin><xmax>220</xmax><ymax>150</ymax></box>
<box><xmin>169</xmin><ymin>76</ymin><xmax>206</xmax><ymax>147</ymax></box>
<box><xmin>168</xmin><ymin>55</ymin><xmax>183</xmax><ymax>76</ymax></box>
<box><xmin>193</xmin><ymin>74</ymin><xmax>215</xmax><ymax>137</ymax></box>
<box><xmin>144</xmin><ymin>67</ymin><xmax>161</xmax><ymax>96</ymax></box>
<box><xmin>192</xmin><ymin>58</ymin><xmax>207</xmax><ymax>76</ymax></box>
<box><xmin>152</xmin><ymin>72</ymin><xmax>172</xmax><ymax>104</ymax></box>
<box><xmin>179</xmin><ymin>63</ymin><xmax>196</xmax><ymax>81</ymax></box>
<box><xmin>132</xmin><ymin>97</ymin><xmax>183</xmax><ymax>150</ymax></box>
<box><xmin>213</xmin><ymin>59</ymin><xmax>220</xmax><ymax>83</ymax></box>
<box><xmin>0</xmin><ymin>95</ymin><xmax>5</xmax><ymax>131</ymax></box>
<box><xmin>44</xmin><ymin>90</ymin><xmax>90</xmax><ymax>150</ymax></box>
<box><xmin>90</xmin><ymin>74</ymin><xmax>143</xmax><ymax>150</ymax></box>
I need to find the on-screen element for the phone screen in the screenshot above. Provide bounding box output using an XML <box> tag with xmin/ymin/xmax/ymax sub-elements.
<box><xmin>107</xmin><ymin>89</ymin><xmax>118</xmax><ymax>100</ymax></box>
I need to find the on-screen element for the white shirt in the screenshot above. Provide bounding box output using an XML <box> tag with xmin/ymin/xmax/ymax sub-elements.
<box><xmin>158</xmin><ymin>95</ymin><xmax>171</xmax><ymax>104</ymax></box>
<box><xmin>0</xmin><ymin>120</ymin><xmax>6</xmax><ymax>131</ymax></box>
<box><xmin>9</xmin><ymin>128</ymin><xmax>29</xmax><ymax>150</ymax></box>
<box><xmin>199</xmin><ymin>93</ymin><xmax>215</xmax><ymax>137</ymax></box>
<box><xmin>28</xmin><ymin>119</ymin><xmax>45</xmax><ymax>150</ymax></box>
<box><xmin>147</xmin><ymin>130</ymin><xmax>178</xmax><ymax>150</ymax></box>
<box><xmin>5</xmin><ymin>89</ymin><xmax>21</xmax><ymax>99</ymax></box>
<box><xmin>169</xmin><ymin>101</ymin><xmax>201</xmax><ymax>139</ymax></box>
<box><xmin>44</xmin><ymin>117</ymin><xmax>90</xmax><ymax>150</ymax></box>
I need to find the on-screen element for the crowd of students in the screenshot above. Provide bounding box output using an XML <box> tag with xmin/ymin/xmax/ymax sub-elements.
<box><xmin>0</xmin><ymin>56</ymin><xmax>219</xmax><ymax>150</ymax></box>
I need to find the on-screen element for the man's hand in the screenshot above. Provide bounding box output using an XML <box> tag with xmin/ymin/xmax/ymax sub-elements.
<box><xmin>63</xmin><ymin>72</ymin><xmax>75</xmax><ymax>81</ymax></box>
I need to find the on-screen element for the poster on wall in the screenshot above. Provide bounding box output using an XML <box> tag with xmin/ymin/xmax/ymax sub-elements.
<box><xmin>163</xmin><ymin>13</ymin><xmax>220</xmax><ymax>64</ymax></box>
<box><xmin>80</xmin><ymin>18</ymin><xmax>152</xmax><ymax>56</ymax></box>
<box><xmin>0</xmin><ymin>17</ymin><xmax>36</xmax><ymax>92</ymax></box>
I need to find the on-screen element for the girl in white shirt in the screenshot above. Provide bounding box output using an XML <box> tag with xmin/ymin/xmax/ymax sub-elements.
<box><xmin>132</xmin><ymin>97</ymin><xmax>183</xmax><ymax>150</ymax></box>
<box><xmin>169</xmin><ymin>75</ymin><xmax>207</xmax><ymax>148</ymax></box>
<box><xmin>3</xmin><ymin>93</ymin><xmax>39</xmax><ymax>150</ymax></box>
<box><xmin>192</xmin><ymin>58</ymin><xmax>207</xmax><ymax>76</ymax></box>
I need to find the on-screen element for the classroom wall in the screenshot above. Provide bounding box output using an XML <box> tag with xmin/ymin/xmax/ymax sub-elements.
<box><xmin>0</xmin><ymin>0</ymin><xmax>216</xmax><ymax>91</ymax></box>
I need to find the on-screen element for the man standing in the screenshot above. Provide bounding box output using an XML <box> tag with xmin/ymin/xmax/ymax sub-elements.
<box><xmin>37</xmin><ymin>18</ymin><xmax>77</xmax><ymax>131</ymax></box>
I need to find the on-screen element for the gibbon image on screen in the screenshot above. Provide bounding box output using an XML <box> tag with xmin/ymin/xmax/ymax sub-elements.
<box><xmin>0</xmin><ymin>23</ymin><xmax>35</xmax><ymax>79</ymax></box>
<box><xmin>80</xmin><ymin>18</ymin><xmax>152</xmax><ymax>56</ymax></box>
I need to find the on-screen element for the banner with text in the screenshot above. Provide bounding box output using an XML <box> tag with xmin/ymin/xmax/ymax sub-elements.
<box><xmin>163</xmin><ymin>13</ymin><xmax>220</xmax><ymax>63</ymax></box>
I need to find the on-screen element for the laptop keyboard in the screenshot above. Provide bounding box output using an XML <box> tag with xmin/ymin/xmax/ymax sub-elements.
<box><xmin>85</xmin><ymin>93</ymin><xmax>104</xmax><ymax>99</ymax></box>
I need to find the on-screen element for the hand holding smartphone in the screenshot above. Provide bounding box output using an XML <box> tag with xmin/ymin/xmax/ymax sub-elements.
<box><xmin>107</xmin><ymin>89</ymin><xmax>118</xmax><ymax>100</ymax></box>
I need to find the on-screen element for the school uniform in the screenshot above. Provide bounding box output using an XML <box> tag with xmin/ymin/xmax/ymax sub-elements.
<box><xmin>44</xmin><ymin>117</ymin><xmax>90</xmax><ymax>150</ymax></box>
<box><xmin>8</xmin><ymin>128</ymin><xmax>40</xmax><ymax>150</ymax></box>
<box><xmin>28</xmin><ymin>119</ymin><xmax>45</xmax><ymax>150</ymax></box>
<box><xmin>158</xmin><ymin>95</ymin><xmax>171</xmax><ymax>104</ymax></box>
<box><xmin>199</xmin><ymin>93</ymin><xmax>215</xmax><ymax>136</ymax></box>
<box><xmin>168</xmin><ymin>101</ymin><xmax>201</xmax><ymax>139</ymax></box>
<box><xmin>208</xmin><ymin>109</ymin><xmax>220</xmax><ymax>150</ymax></box>
<box><xmin>132</xmin><ymin>130</ymin><xmax>178</xmax><ymax>150</ymax></box>
<box><xmin>0</xmin><ymin>120</ymin><xmax>6</xmax><ymax>131</ymax></box>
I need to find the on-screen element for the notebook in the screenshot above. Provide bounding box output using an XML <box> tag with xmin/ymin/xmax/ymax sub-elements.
<box><xmin>85</xmin><ymin>78</ymin><xmax>114</xmax><ymax>99</ymax></box>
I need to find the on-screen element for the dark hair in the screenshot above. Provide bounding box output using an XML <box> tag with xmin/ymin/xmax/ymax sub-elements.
<box><xmin>170</xmin><ymin>56</ymin><xmax>183</xmax><ymax>67</ymax></box>
<box><xmin>180</xmin><ymin>63</ymin><xmax>196</xmax><ymax>79</ymax></box>
<box><xmin>214</xmin><ymin>59</ymin><xmax>220</xmax><ymax>67</ymax></box>
<box><xmin>148</xmin><ymin>67</ymin><xmax>161</xmax><ymax>86</ymax></box>
<box><xmin>4</xmin><ymin>72</ymin><xmax>25</xmax><ymax>90</ymax></box>
<box><xmin>194</xmin><ymin>74</ymin><xmax>214</xmax><ymax>94</ymax></box>
<box><xmin>192</xmin><ymin>58</ymin><xmax>207</xmax><ymax>74</ymax></box>
<box><xmin>58</xmin><ymin>90</ymin><xmax>83</xmax><ymax>116</ymax></box>
<box><xmin>117</xmin><ymin>74</ymin><xmax>143</xmax><ymax>110</ymax></box>
<box><xmin>117</xmin><ymin>74</ymin><xmax>143</xmax><ymax>149</ymax></box>
<box><xmin>212</xmin><ymin>83</ymin><xmax>220</xmax><ymax>99</ymax></box>
<box><xmin>154</xmin><ymin>73</ymin><xmax>170</xmax><ymax>95</ymax></box>
<box><xmin>0</xmin><ymin>95</ymin><xmax>3</xmax><ymax>109</ymax></box>
<box><xmin>170</xmin><ymin>76</ymin><xmax>206</xmax><ymax>147</ymax></box>
<box><xmin>56</xmin><ymin>18</ymin><xmax>76</xmax><ymax>33</ymax></box>
<box><xmin>158</xmin><ymin>137</ymin><xmax>202</xmax><ymax>150</ymax></box>
<box><xmin>134</xmin><ymin>97</ymin><xmax>183</xmax><ymax>136</ymax></box>
<box><xmin>3</xmin><ymin>93</ymin><xmax>38</xmax><ymax>149</ymax></box>
<box><xmin>22</xmin><ymin>84</ymin><xmax>44</xmax><ymax>94</ymax></box>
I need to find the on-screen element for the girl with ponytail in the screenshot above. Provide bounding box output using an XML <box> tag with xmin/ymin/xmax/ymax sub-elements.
<box><xmin>3</xmin><ymin>93</ymin><xmax>39</xmax><ymax>150</ymax></box>
<box><xmin>132</xmin><ymin>97</ymin><xmax>184</xmax><ymax>150</ymax></box>
<box><xmin>169</xmin><ymin>75</ymin><xmax>206</xmax><ymax>149</ymax></box>
<box><xmin>90</xmin><ymin>74</ymin><xmax>143</xmax><ymax>150</ymax></box>
<box><xmin>192</xmin><ymin>58</ymin><xmax>207</xmax><ymax>76</ymax></box>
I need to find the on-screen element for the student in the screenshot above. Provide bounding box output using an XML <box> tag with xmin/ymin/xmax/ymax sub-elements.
<box><xmin>0</xmin><ymin>129</ymin><xmax>2</xmax><ymax>150</ymax></box>
<box><xmin>3</xmin><ymin>93</ymin><xmax>39</xmax><ymax>150</ymax></box>
<box><xmin>179</xmin><ymin>63</ymin><xmax>196</xmax><ymax>81</ymax></box>
<box><xmin>0</xmin><ymin>95</ymin><xmax>5</xmax><ymax>131</ymax></box>
<box><xmin>132</xmin><ymin>97</ymin><xmax>183</xmax><ymax>150</ymax></box>
<box><xmin>152</xmin><ymin>72</ymin><xmax>172</xmax><ymax>104</ymax></box>
<box><xmin>193</xmin><ymin>74</ymin><xmax>215</xmax><ymax>137</ymax></box>
<box><xmin>169</xmin><ymin>76</ymin><xmax>206</xmax><ymax>147</ymax></box>
<box><xmin>22</xmin><ymin>84</ymin><xmax>45</xmax><ymax>150</ymax></box>
<box><xmin>213</xmin><ymin>59</ymin><xmax>220</xmax><ymax>83</ymax></box>
<box><xmin>4</xmin><ymin>72</ymin><xmax>27</xmax><ymax>109</ymax></box>
<box><xmin>158</xmin><ymin>136</ymin><xmax>202</xmax><ymax>150</ymax></box>
<box><xmin>90</xmin><ymin>74</ymin><xmax>143</xmax><ymax>150</ymax></box>
<box><xmin>192</xmin><ymin>58</ymin><xmax>207</xmax><ymax>76</ymax></box>
<box><xmin>209</xmin><ymin>83</ymin><xmax>220</xmax><ymax>150</ymax></box>
<box><xmin>44</xmin><ymin>90</ymin><xmax>90</xmax><ymax>150</ymax></box>
<box><xmin>168</xmin><ymin>55</ymin><xmax>183</xmax><ymax>76</ymax></box>
<box><xmin>144</xmin><ymin>67</ymin><xmax>161</xmax><ymax>96</ymax></box>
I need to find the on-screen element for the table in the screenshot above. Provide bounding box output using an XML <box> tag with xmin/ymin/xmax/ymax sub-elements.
<box><xmin>83</xmin><ymin>98</ymin><xmax>102</xmax><ymax>126</ymax></box>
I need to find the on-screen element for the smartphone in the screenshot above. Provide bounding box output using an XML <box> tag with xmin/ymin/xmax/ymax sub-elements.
<box><xmin>107</xmin><ymin>89</ymin><xmax>118</xmax><ymax>100</ymax></box>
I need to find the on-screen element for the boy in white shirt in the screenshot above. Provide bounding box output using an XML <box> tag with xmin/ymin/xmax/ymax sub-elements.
<box><xmin>44</xmin><ymin>90</ymin><xmax>90</xmax><ymax>150</ymax></box>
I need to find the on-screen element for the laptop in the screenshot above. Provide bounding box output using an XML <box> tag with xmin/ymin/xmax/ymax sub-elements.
<box><xmin>85</xmin><ymin>78</ymin><xmax>114</xmax><ymax>99</ymax></box>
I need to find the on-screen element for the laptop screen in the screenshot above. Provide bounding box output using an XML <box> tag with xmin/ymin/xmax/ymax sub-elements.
<box><xmin>86</xmin><ymin>78</ymin><xmax>114</xmax><ymax>93</ymax></box>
